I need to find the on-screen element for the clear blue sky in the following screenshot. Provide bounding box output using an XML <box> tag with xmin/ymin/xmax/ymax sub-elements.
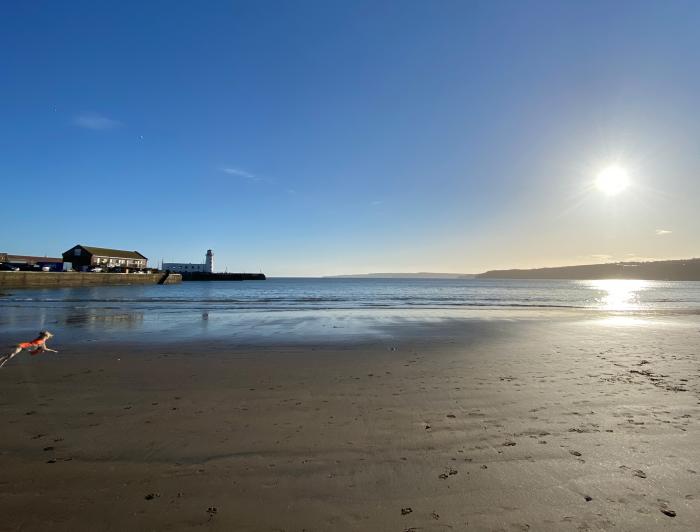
<box><xmin>2</xmin><ymin>1</ymin><xmax>699</xmax><ymax>275</ymax></box>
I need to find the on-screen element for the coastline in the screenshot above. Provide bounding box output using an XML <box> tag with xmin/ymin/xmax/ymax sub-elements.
<box><xmin>1</xmin><ymin>313</ymin><xmax>699</xmax><ymax>530</ymax></box>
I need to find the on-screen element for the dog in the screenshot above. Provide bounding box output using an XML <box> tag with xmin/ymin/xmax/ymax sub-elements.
<box><xmin>0</xmin><ymin>331</ymin><xmax>58</xmax><ymax>368</ymax></box>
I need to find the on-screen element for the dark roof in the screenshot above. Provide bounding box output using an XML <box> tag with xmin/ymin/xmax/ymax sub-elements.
<box><xmin>8</xmin><ymin>255</ymin><xmax>63</xmax><ymax>263</ymax></box>
<box><xmin>68</xmin><ymin>245</ymin><xmax>147</xmax><ymax>260</ymax></box>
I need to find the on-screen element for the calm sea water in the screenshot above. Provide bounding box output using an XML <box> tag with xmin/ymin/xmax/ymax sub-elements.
<box><xmin>2</xmin><ymin>277</ymin><xmax>700</xmax><ymax>310</ymax></box>
<box><xmin>1</xmin><ymin>278</ymin><xmax>699</xmax><ymax>344</ymax></box>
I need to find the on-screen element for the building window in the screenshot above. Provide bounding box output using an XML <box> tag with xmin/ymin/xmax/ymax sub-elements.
<box><xmin>74</xmin><ymin>248</ymin><xmax>81</xmax><ymax>256</ymax></box>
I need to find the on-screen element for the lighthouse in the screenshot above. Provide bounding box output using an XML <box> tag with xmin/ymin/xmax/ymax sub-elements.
<box><xmin>205</xmin><ymin>249</ymin><xmax>214</xmax><ymax>273</ymax></box>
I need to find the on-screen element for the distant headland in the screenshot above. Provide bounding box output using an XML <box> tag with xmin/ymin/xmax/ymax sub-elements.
<box><xmin>477</xmin><ymin>258</ymin><xmax>700</xmax><ymax>281</ymax></box>
<box><xmin>325</xmin><ymin>272</ymin><xmax>475</xmax><ymax>279</ymax></box>
<box><xmin>327</xmin><ymin>258</ymin><xmax>700</xmax><ymax>281</ymax></box>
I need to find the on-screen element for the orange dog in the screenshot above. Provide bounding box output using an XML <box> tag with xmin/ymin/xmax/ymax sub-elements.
<box><xmin>1</xmin><ymin>331</ymin><xmax>58</xmax><ymax>368</ymax></box>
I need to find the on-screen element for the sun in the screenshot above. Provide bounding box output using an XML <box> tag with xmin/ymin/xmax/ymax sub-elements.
<box><xmin>596</xmin><ymin>165</ymin><xmax>630</xmax><ymax>196</ymax></box>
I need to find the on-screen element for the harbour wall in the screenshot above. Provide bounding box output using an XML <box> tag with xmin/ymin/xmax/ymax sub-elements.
<box><xmin>0</xmin><ymin>271</ymin><xmax>182</xmax><ymax>289</ymax></box>
<box><xmin>180</xmin><ymin>272</ymin><xmax>266</xmax><ymax>281</ymax></box>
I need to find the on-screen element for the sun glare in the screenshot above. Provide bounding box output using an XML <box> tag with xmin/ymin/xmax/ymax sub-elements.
<box><xmin>595</xmin><ymin>165</ymin><xmax>630</xmax><ymax>196</ymax></box>
<box><xmin>588</xmin><ymin>279</ymin><xmax>649</xmax><ymax>310</ymax></box>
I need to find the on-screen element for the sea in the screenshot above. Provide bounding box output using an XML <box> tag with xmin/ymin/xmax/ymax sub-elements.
<box><xmin>1</xmin><ymin>278</ymin><xmax>700</xmax><ymax>345</ymax></box>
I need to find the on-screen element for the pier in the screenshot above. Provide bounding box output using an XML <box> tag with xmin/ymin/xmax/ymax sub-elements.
<box><xmin>179</xmin><ymin>272</ymin><xmax>266</xmax><ymax>281</ymax></box>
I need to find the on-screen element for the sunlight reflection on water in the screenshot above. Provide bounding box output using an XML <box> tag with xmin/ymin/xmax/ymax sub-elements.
<box><xmin>583</xmin><ymin>279</ymin><xmax>650</xmax><ymax>311</ymax></box>
<box><xmin>2</xmin><ymin>279</ymin><xmax>699</xmax><ymax>344</ymax></box>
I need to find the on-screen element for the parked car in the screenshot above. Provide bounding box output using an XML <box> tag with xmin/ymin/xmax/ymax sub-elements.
<box><xmin>0</xmin><ymin>263</ymin><xmax>20</xmax><ymax>271</ymax></box>
<box><xmin>41</xmin><ymin>266</ymin><xmax>51</xmax><ymax>272</ymax></box>
<box><xmin>17</xmin><ymin>264</ymin><xmax>40</xmax><ymax>271</ymax></box>
<box><xmin>89</xmin><ymin>267</ymin><xmax>103</xmax><ymax>273</ymax></box>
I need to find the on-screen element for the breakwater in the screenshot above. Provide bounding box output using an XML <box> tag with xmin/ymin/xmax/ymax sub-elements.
<box><xmin>180</xmin><ymin>272</ymin><xmax>266</xmax><ymax>281</ymax></box>
<box><xmin>0</xmin><ymin>271</ymin><xmax>181</xmax><ymax>289</ymax></box>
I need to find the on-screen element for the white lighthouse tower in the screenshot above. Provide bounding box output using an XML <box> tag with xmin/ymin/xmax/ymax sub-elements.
<box><xmin>205</xmin><ymin>249</ymin><xmax>214</xmax><ymax>273</ymax></box>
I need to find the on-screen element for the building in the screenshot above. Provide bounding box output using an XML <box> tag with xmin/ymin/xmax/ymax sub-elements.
<box><xmin>163</xmin><ymin>249</ymin><xmax>214</xmax><ymax>274</ymax></box>
<box><xmin>62</xmin><ymin>245</ymin><xmax>148</xmax><ymax>271</ymax></box>
<box><xmin>0</xmin><ymin>253</ymin><xmax>63</xmax><ymax>271</ymax></box>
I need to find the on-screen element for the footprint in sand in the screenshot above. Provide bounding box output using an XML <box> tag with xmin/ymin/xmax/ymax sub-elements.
<box><xmin>439</xmin><ymin>468</ymin><xmax>458</xmax><ymax>479</ymax></box>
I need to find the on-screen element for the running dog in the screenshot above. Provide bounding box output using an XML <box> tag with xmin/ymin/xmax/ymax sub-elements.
<box><xmin>1</xmin><ymin>331</ymin><xmax>58</xmax><ymax>368</ymax></box>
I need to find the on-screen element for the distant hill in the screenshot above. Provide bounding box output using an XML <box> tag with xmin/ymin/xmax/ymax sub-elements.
<box><xmin>477</xmin><ymin>258</ymin><xmax>700</xmax><ymax>281</ymax></box>
<box><xmin>326</xmin><ymin>272</ymin><xmax>476</xmax><ymax>279</ymax></box>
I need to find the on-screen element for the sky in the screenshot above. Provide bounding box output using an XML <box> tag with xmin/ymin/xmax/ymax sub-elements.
<box><xmin>2</xmin><ymin>1</ymin><xmax>699</xmax><ymax>276</ymax></box>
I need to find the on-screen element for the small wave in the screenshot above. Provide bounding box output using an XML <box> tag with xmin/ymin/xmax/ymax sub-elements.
<box><xmin>1</xmin><ymin>279</ymin><xmax>699</xmax><ymax>313</ymax></box>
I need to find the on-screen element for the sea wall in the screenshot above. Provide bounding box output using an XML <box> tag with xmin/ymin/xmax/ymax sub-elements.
<box><xmin>0</xmin><ymin>271</ymin><xmax>181</xmax><ymax>289</ymax></box>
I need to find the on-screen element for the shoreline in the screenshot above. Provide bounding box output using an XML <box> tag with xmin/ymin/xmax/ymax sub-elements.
<box><xmin>2</xmin><ymin>305</ymin><xmax>700</xmax><ymax>350</ymax></box>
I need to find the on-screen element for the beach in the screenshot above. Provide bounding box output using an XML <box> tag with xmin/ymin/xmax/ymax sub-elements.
<box><xmin>1</xmin><ymin>310</ymin><xmax>699</xmax><ymax>531</ymax></box>
<box><xmin>6</xmin><ymin>0</ymin><xmax>700</xmax><ymax>528</ymax></box>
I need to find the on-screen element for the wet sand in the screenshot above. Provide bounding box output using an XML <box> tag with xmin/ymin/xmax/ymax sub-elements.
<box><xmin>1</xmin><ymin>315</ymin><xmax>699</xmax><ymax>531</ymax></box>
